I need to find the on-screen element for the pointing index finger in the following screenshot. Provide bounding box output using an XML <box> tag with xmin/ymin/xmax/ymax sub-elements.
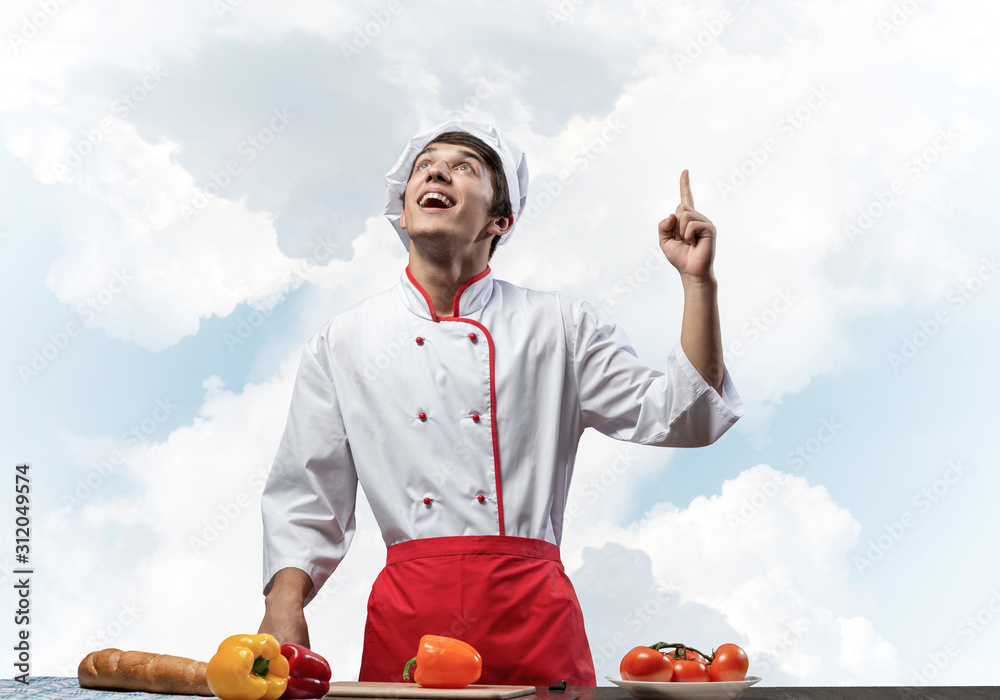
<box><xmin>680</xmin><ymin>169</ymin><xmax>695</xmax><ymax>210</ymax></box>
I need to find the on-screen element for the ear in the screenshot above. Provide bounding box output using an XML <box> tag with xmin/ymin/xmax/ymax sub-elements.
<box><xmin>399</xmin><ymin>204</ymin><xmax>407</xmax><ymax>231</ymax></box>
<box><xmin>487</xmin><ymin>215</ymin><xmax>513</xmax><ymax>237</ymax></box>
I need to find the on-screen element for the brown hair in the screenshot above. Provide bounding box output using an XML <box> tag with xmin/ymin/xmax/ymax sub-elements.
<box><xmin>401</xmin><ymin>130</ymin><xmax>512</xmax><ymax>259</ymax></box>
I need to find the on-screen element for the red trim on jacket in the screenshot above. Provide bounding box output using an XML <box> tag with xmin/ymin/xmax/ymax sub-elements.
<box><xmin>405</xmin><ymin>266</ymin><xmax>441</xmax><ymax>321</ymax></box>
<box><xmin>451</xmin><ymin>266</ymin><xmax>491</xmax><ymax>317</ymax></box>
<box><xmin>404</xmin><ymin>265</ymin><xmax>492</xmax><ymax>320</ymax></box>
<box><xmin>441</xmin><ymin>317</ymin><xmax>504</xmax><ymax>536</ymax></box>
<box><xmin>403</xmin><ymin>266</ymin><xmax>505</xmax><ymax>536</ymax></box>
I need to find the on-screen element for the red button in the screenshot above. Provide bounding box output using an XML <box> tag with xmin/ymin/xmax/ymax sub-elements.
<box><xmin>468</xmin><ymin>332</ymin><xmax>477</xmax><ymax>342</ymax></box>
<box><xmin>477</xmin><ymin>494</ymin><xmax>486</xmax><ymax>503</ymax></box>
<box><xmin>415</xmin><ymin>337</ymin><xmax>424</xmax><ymax>345</ymax></box>
<box><xmin>423</xmin><ymin>497</ymin><xmax>432</xmax><ymax>505</ymax></box>
<box><xmin>471</xmin><ymin>413</ymin><xmax>481</xmax><ymax>423</ymax></box>
<box><xmin>418</xmin><ymin>412</ymin><xmax>427</xmax><ymax>421</ymax></box>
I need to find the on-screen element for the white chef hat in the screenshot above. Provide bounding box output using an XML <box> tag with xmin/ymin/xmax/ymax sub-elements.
<box><xmin>383</xmin><ymin>119</ymin><xmax>530</xmax><ymax>250</ymax></box>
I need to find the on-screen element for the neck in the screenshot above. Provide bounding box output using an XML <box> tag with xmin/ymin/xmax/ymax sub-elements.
<box><xmin>407</xmin><ymin>248</ymin><xmax>489</xmax><ymax>318</ymax></box>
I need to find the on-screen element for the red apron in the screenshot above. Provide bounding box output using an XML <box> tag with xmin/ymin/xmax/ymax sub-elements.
<box><xmin>358</xmin><ymin>535</ymin><xmax>596</xmax><ymax>686</ymax></box>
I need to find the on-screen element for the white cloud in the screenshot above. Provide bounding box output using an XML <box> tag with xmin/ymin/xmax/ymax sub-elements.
<box><xmin>838</xmin><ymin>616</ymin><xmax>900</xmax><ymax>676</ymax></box>
<box><xmin>34</xmin><ymin>352</ymin><xmax>388</xmax><ymax>676</ymax></box>
<box><xmin>564</xmin><ymin>464</ymin><xmax>905</xmax><ymax>684</ymax></box>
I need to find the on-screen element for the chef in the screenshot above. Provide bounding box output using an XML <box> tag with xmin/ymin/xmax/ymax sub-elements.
<box><xmin>258</xmin><ymin>120</ymin><xmax>743</xmax><ymax>685</ymax></box>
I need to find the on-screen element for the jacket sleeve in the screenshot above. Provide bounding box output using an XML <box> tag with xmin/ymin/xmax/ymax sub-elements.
<box><xmin>570</xmin><ymin>300</ymin><xmax>744</xmax><ymax>447</ymax></box>
<box><xmin>261</xmin><ymin>331</ymin><xmax>358</xmax><ymax>605</ymax></box>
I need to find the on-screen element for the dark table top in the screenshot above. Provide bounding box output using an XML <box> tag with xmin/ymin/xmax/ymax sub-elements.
<box><xmin>3</xmin><ymin>678</ymin><xmax>997</xmax><ymax>700</ymax></box>
<box><xmin>534</xmin><ymin>686</ymin><xmax>1000</xmax><ymax>700</ymax></box>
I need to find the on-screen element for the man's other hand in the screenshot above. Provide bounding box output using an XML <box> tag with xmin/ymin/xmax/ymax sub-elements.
<box><xmin>258</xmin><ymin>567</ymin><xmax>313</xmax><ymax>646</ymax></box>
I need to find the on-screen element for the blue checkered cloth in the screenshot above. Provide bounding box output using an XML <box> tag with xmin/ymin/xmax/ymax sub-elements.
<box><xmin>0</xmin><ymin>677</ymin><xmax>208</xmax><ymax>699</ymax></box>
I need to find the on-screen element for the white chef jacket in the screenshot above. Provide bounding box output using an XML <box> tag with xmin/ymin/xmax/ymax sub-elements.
<box><xmin>261</xmin><ymin>266</ymin><xmax>743</xmax><ymax>602</ymax></box>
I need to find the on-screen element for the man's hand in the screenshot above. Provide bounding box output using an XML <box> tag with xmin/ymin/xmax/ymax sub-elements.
<box><xmin>659</xmin><ymin>170</ymin><xmax>724</xmax><ymax>395</ymax></box>
<box><xmin>658</xmin><ymin>170</ymin><xmax>717</xmax><ymax>282</ymax></box>
<box><xmin>258</xmin><ymin>567</ymin><xmax>313</xmax><ymax>646</ymax></box>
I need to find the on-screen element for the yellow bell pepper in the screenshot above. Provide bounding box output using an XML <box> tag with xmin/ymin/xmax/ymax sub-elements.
<box><xmin>206</xmin><ymin>634</ymin><xmax>290</xmax><ymax>700</ymax></box>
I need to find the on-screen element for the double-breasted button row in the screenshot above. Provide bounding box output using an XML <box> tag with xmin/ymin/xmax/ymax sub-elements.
<box><xmin>422</xmin><ymin>494</ymin><xmax>490</xmax><ymax>506</ymax></box>
<box><xmin>414</xmin><ymin>334</ymin><xmax>477</xmax><ymax>344</ymax></box>
<box><xmin>415</xmin><ymin>411</ymin><xmax>485</xmax><ymax>422</ymax></box>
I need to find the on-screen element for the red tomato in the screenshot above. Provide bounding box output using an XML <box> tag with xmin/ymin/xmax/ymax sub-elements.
<box><xmin>670</xmin><ymin>659</ymin><xmax>709</xmax><ymax>682</ymax></box>
<box><xmin>708</xmin><ymin>643</ymin><xmax>749</xmax><ymax>682</ymax></box>
<box><xmin>620</xmin><ymin>646</ymin><xmax>673</xmax><ymax>682</ymax></box>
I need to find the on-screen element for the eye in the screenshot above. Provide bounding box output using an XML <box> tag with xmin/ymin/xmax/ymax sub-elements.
<box><xmin>457</xmin><ymin>163</ymin><xmax>472</xmax><ymax>172</ymax></box>
<box><xmin>416</xmin><ymin>161</ymin><xmax>431</xmax><ymax>170</ymax></box>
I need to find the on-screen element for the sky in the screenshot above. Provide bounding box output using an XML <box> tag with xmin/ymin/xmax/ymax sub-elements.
<box><xmin>2</xmin><ymin>0</ymin><xmax>999</xmax><ymax>688</ymax></box>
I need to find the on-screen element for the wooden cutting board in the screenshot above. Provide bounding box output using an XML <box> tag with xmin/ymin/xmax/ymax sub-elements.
<box><xmin>326</xmin><ymin>681</ymin><xmax>536</xmax><ymax>698</ymax></box>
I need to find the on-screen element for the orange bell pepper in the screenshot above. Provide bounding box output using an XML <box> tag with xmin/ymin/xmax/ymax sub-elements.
<box><xmin>402</xmin><ymin>635</ymin><xmax>482</xmax><ymax>689</ymax></box>
<box><xmin>207</xmin><ymin>633</ymin><xmax>290</xmax><ymax>700</ymax></box>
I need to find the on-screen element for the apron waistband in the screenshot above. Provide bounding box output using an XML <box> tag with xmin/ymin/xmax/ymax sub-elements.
<box><xmin>386</xmin><ymin>535</ymin><xmax>560</xmax><ymax>566</ymax></box>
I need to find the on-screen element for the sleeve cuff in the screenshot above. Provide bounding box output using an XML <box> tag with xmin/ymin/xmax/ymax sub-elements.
<box><xmin>670</xmin><ymin>341</ymin><xmax>745</xmax><ymax>422</ymax></box>
<box><xmin>262</xmin><ymin>559</ymin><xmax>325</xmax><ymax>606</ymax></box>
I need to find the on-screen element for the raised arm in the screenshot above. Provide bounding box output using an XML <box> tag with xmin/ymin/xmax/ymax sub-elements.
<box><xmin>658</xmin><ymin>170</ymin><xmax>723</xmax><ymax>395</ymax></box>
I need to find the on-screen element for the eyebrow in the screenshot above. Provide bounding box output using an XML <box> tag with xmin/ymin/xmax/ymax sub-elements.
<box><xmin>413</xmin><ymin>146</ymin><xmax>485</xmax><ymax>170</ymax></box>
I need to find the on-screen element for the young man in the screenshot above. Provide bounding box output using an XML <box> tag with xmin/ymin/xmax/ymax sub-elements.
<box><xmin>259</xmin><ymin>120</ymin><xmax>743</xmax><ymax>685</ymax></box>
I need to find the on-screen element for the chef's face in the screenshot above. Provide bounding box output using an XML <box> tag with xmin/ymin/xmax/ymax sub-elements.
<box><xmin>399</xmin><ymin>142</ymin><xmax>510</xmax><ymax>251</ymax></box>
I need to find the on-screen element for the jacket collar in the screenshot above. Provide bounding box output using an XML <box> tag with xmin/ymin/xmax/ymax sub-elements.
<box><xmin>399</xmin><ymin>265</ymin><xmax>495</xmax><ymax>321</ymax></box>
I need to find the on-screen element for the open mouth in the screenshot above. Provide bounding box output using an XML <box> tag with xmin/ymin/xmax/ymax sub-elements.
<box><xmin>418</xmin><ymin>192</ymin><xmax>455</xmax><ymax>209</ymax></box>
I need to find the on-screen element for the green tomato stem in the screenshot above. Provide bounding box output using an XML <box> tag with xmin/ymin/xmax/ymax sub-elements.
<box><xmin>648</xmin><ymin>642</ymin><xmax>714</xmax><ymax>664</ymax></box>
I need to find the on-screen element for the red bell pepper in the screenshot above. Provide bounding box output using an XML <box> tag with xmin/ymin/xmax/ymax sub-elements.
<box><xmin>279</xmin><ymin>644</ymin><xmax>332</xmax><ymax>699</ymax></box>
<box><xmin>402</xmin><ymin>635</ymin><xmax>482</xmax><ymax>689</ymax></box>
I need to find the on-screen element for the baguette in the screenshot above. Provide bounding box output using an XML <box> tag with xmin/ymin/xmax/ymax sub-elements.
<box><xmin>78</xmin><ymin>648</ymin><xmax>212</xmax><ymax>695</ymax></box>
